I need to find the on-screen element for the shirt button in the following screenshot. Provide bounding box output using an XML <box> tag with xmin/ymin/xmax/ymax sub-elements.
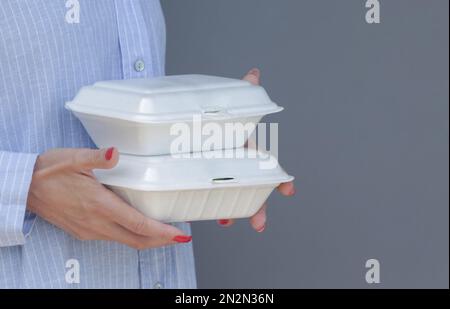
<box><xmin>153</xmin><ymin>282</ymin><xmax>163</xmax><ymax>289</ymax></box>
<box><xmin>134</xmin><ymin>59</ymin><xmax>145</xmax><ymax>72</ymax></box>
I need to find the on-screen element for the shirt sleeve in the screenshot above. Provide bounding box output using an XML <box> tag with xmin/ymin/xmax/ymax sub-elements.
<box><xmin>0</xmin><ymin>151</ymin><xmax>38</xmax><ymax>247</ymax></box>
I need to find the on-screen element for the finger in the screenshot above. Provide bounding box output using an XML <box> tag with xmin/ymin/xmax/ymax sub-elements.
<box><xmin>72</xmin><ymin>147</ymin><xmax>119</xmax><ymax>171</ymax></box>
<box><xmin>101</xmin><ymin>191</ymin><xmax>190</xmax><ymax>243</ymax></box>
<box><xmin>244</xmin><ymin>135</ymin><xmax>257</xmax><ymax>149</ymax></box>
<box><xmin>33</xmin><ymin>148</ymin><xmax>118</xmax><ymax>178</ymax></box>
<box><xmin>277</xmin><ymin>181</ymin><xmax>296</xmax><ymax>196</ymax></box>
<box><xmin>243</xmin><ymin>68</ymin><xmax>261</xmax><ymax>85</ymax></box>
<box><xmin>65</xmin><ymin>212</ymin><xmax>191</xmax><ymax>249</ymax></box>
<box><xmin>96</xmin><ymin>221</ymin><xmax>189</xmax><ymax>249</ymax></box>
<box><xmin>217</xmin><ymin>219</ymin><xmax>235</xmax><ymax>227</ymax></box>
<box><xmin>250</xmin><ymin>204</ymin><xmax>267</xmax><ymax>232</ymax></box>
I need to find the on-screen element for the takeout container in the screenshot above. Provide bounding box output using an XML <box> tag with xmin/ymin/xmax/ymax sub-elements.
<box><xmin>67</xmin><ymin>75</ymin><xmax>293</xmax><ymax>223</ymax></box>
<box><xmin>94</xmin><ymin>148</ymin><xmax>293</xmax><ymax>223</ymax></box>
<box><xmin>66</xmin><ymin>75</ymin><xmax>283</xmax><ymax>155</ymax></box>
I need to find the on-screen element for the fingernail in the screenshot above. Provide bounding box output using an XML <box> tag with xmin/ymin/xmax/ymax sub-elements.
<box><xmin>105</xmin><ymin>147</ymin><xmax>114</xmax><ymax>161</ymax></box>
<box><xmin>218</xmin><ymin>219</ymin><xmax>230</xmax><ymax>226</ymax></box>
<box><xmin>256</xmin><ymin>225</ymin><xmax>266</xmax><ymax>233</ymax></box>
<box><xmin>173</xmin><ymin>235</ymin><xmax>192</xmax><ymax>243</ymax></box>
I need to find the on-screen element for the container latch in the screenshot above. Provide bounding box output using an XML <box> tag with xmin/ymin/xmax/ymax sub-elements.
<box><xmin>211</xmin><ymin>177</ymin><xmax>237</xmax><ymax>184</ymax></box>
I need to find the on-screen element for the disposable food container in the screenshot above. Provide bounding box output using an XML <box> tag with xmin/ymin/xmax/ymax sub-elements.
<box><xmin>94</xmin><ymin>148</ymin><xmax>294</xmax><ymax>222</ymax></box>
<box><xmin>66</xmin><ymin>75</ymin><xmax>283</xmax><ymax>155</ymax></box>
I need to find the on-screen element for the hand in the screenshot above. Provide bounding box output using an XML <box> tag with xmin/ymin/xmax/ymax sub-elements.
<box><xmin>27</xmin><ymin>147</ymin><xmax>192</xmax><ymax>249</ymax></box>
<box><xmin>217</xmin><ymin>68</ymin><xmax>296</xmax><ymax>232</ymax></box>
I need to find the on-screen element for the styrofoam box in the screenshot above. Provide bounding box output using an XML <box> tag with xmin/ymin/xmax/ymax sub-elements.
<box><xmin>66</xmin><ymin>75</ymin><xmax>283</xmax><ymax>155</ymax></box>
<box><xmin>94</xmin><ymin>148</ymin><xmax>293</xmax><ymax>222</ymax></box>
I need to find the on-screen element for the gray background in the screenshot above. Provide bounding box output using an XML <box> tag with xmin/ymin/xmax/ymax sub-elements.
<box><xmin>161</xmin><ymin>0</ymin><xmax>449</xmax><ymax>288</ymax></box>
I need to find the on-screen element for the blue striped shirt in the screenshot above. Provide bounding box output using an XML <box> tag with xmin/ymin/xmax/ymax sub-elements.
<box><xmin>0</xmin><ymin>0</ymin><xmax>196</xmax><ymax>288</ymax></box>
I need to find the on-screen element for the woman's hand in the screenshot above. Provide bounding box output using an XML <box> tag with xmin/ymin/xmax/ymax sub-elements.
<box><xmin>27</xmin><ymin>147</ymin><xmax>192</xmax><ymax>249</ymax></box>
<box><xmin>217</xmin><ymin>68</ymin><xmax>296</xmax><ymax>232</ymax></box>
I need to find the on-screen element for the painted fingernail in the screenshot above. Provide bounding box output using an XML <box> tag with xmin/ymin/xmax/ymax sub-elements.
<box><xmin>256</xmin><ymin>225</ymin><xmax>266</xmax><ymax>233</ymax></box>
<box><xmin>173</xmin><ymin>235</ymin><xmax>192</xmax><ymax>243</ymax></box>
<box><xmin>105</xmin><ymin>147</ymin><xmax>114</xmax><ymax>161</ymax></box>
<box><xmin>219</xmin><ymin>219</ymin><xmax>230</xmax><ymax>226</ymax></box>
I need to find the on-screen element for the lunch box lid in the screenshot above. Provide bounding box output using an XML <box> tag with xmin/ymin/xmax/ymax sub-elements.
<box><xmin>65</xmin><ymin>75</ymin><xmax>283</xmax><ymax>123</ymax></box>
<box><xmin>94</xmin><ymin>148</ymin><xmax>294</xmax><ymax>191</ymax></box>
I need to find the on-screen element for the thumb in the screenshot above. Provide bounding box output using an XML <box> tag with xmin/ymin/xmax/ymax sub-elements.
<box><xmin>243</xmin><ymin>68</ymin><xmax>261</xmax><ymax>86</ymax></box>
<box><xmin>72</xmin><ymin>147</ymin><xmax>119</xmax><ymax>171</ymax></box>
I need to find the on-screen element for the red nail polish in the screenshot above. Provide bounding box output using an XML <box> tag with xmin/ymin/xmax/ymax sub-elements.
<box><xmin>173</xmin><ymin>235</ymin><xmax>192</xmax><ymax>243</ymax></box>
<box><xmin>257</xmin><ymin>225</ymin><xmax>266</xmax><ymax>233</ymax></box>
<box><xmin>105</xmin><ymin>147</ymin><xmax>114</xmax><ymax>161</ymax></box>
<box><xmin>219</xmin><ymin>219</ymin><xmax>229</xmax><ymax>225</ymax></box>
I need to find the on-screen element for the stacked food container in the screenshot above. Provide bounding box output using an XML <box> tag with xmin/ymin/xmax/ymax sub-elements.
<box><xmin>66</xmin><ymin>75</ymin><xmax>293</xmax><ymax>222</ymax></box>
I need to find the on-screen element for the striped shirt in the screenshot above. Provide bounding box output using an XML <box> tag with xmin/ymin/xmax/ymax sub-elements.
<box><xmin>0</xmin><ymin>0</ymin><xmax>196</xmax><ymax>288</ymax></box>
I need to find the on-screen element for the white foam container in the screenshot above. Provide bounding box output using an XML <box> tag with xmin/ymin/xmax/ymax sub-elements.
<box><xmin>66</xmin><ymin>75</ymin><xmax>283</xmax><ymax>155</ymax></box>
<box><xmin>94</xmin><ymin>148</ymin><xmax>293</xmax><ymax>223</ymax></box>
